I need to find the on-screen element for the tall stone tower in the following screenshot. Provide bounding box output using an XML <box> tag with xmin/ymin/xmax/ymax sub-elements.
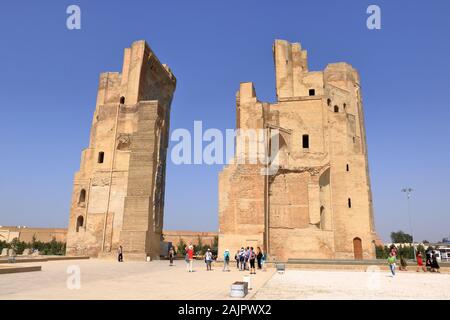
<box><xmin>218</xmin><ymin>39</ymin><xmax>377</xmax><ymax>261</ymax></box>
<box><xmin>66</xmin><ymin>40</ymin><xmax>176</xmax><ymax>260</ymax></box>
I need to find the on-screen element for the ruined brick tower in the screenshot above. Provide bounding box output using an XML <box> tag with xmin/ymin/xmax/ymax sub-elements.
<box><xmin>66</xmin><ymin>40</ymin><xmax>176</xmax><ymax>260</ymax></box>
<box><xmin>218</xmin><ymin>39</ymin><xmax>377</xmax><ymax>261</ymax></box>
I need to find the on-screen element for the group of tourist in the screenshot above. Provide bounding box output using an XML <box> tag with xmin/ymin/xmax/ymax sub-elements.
<box><xmin>116</xmin><ymin>243</ymin><xmax>268</xmax><ymax>274</ymax></box>
<box><xmin>234</xmin><ymin>247</ymin><xmax>266</xmax><ymax>274</ymax></box>
<box><xmin>168</xmin><ymin>244</ymin><xmax>267</xmax><ymax>273</ymax></box>
<box><xmin>387</xmin><ymin>246</ymin><xmax>441</xmax><ymax>277</ymax></box>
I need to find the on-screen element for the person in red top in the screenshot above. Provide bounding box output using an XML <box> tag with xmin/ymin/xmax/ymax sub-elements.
<box><xmin>416</xmin><ymin>252</ymin><xmax>426</xmax><ymax>272</ymax></box>
<box><xmin>185</xmin><ymin>244</ymin><xmax>194</xmax><ymax>272</ymax></box>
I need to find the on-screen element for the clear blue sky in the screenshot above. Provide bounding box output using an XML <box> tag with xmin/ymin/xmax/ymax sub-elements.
<box><xmin>0</xmin><ymin>0</ymin><xmax>449</xmax><ymax>243</ymax></box>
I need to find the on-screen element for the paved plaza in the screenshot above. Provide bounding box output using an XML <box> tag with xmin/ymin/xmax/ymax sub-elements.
<box><xmin>1</xmin><ymin>259</ymin><xmax>450</xmax><ymax>300</ymax></box>
<box><xmin>0</xmin><ymin>259</ymin><xmax>273</xmax><ymax>300</ymax></box>
<box><xmin>254</xmin><ymin>269</ymin><xmax>450</xmax><ymax>300</ymax></box>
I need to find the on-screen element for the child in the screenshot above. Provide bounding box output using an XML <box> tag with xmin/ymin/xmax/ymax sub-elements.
<box><xmin>416</xmin><ymin>252</ymin><xmax>426</xmax><ymax>272</ymax></box>
<box><xmin>223</xmin><ymin>249</ymin><xmax>230</xmax><ymax>272</ymax></box>
<box><xmin>387</xmin><ymin>252</ymin><xmax>396</xmax><ymax>277</ymax></box>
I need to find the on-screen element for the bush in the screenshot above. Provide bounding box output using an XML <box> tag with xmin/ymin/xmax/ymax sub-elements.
<box><xmin>176</xmin><ymin>239</ymin><xmax>187</xmax><ymax>257</ymax></box>
<box><xmin>211</xmin><ymin>236</ymin><xmax>218</xmax><ymax>256</ymax></box>
<box><xmin>0</xmin><ymin>240</ymin><xmax>9</xmax><ymax>252</ymax></box>
<box><xmin>377</xmin><ymin>244</ymin><xmax>424</xmax><ymax>260</ymax></box>
<box><xmin>397</xmin><ymin>244</ymin><xmax>415</xmax><ymax>260</ymax></box>
<box><xmin>1</xmin><ymin>237</ymin><xmax>66</xmax><ymax>256</ymax></box>
<box><xmin>375</xmin><ymin>245</ymin><xmax>389</xmax><ymax>259</ymax></box>
<box><xmin>196</xmin><ymin>236</ymin><xmax>204</xmax><ymax>255</ymax></box>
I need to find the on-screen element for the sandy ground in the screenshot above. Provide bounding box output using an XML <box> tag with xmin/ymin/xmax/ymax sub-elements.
<box><xmin>0</xmin><ymin>259</ymin><xmax>273</xmax><ymax>300</ymax></box>
<box><xmin>253</xmin><ymin>269</ymin><xmax>450</xmax><ymax>300</ymax></box>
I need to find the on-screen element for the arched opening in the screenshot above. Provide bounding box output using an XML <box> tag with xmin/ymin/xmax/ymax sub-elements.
<box><xmin>346</xmin><ymin>164</ymin><xmax>350</xmax><ymax>172</ymax></box>
<box><xmin>275</xmin><ymin>134</ymin><xmax>289</xmax><ymax>167</ymax></box>
<box><xmin>309</xmin><ymin>89</ymin><xmax>315</xmax><ymax>96</ymax></box>
<box><xmin>327</xmin><ymin>98</ymin><xmax>331</xmax><ymax>106</ymax></box>
<box><xmin>348</xmin><ymin>198</ymin><xmax>352</xmax><ymax>208</ymax></box>
<box><xmin>78</xmin><ymin>189</ymin><xmax>86</xmax><ymax>204</ymax></box>
<box><xmin>119</xmin><ymin>96</ymin><xmax>125</xmax><ymax>104</ymax></box>
<box><xmin>319</xmin><ymin>168</ymin><xmax>330</xmax><ymax>188</ymax></box>
<box><xmin>76</xmin><ymin>216</ymin><xmax>84</xmax><ymax>232</ymax></box>
<box><xmin>318</xmin><ymin>169</ymin><xmax>330</xmax><ymax>229</ymax></box>
<box><xmin>353</xmin><ymin>237</ymin><xmax>363</xmax><ymax>260</ymax></box>
<box><xmin>343</xmin><ymin>103</ymin><xmax>347</xmax><ymax>110</ymax></box>
<box><xmin>334</xmin><ymin>105</ymin><xmax>339</xmax><ymax>113</ymax></box>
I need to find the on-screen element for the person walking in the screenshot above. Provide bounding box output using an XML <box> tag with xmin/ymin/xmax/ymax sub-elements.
<box><xmin>431</xmin><ymin>251</ymin><xmax>441</xmax><ymax>273</ymax></box>
<box><xmin>239</xmin><ymin>247</ymin><xmax>245</xmax><ymax>271</ymax></box>
<box><xmin>235</xmin><ymin>250</ymin><xmax>240</xmax><ymax>269</ymax></box>
<box><xmin>117</xmin><ymin>245</ymin><xmax>123</xmax><ymax>262</ymax></box>
<box><xmin>425</xmin><ymin>250</ymin><xmax>432</xmax><ymax>272</ymax></box>
<box><xmin>256</xmin><ymin>247</ymin><xmax>263</xmax><ymax>270</ymax></box>
<box><xmin>168</xmin><ymin>246</ymin><xmax>175</xmax><ymax>266</ymax></box>
<box><xmin>223</xmin><ymin>249</ymin><xmax>230</xmax><ymax>272</ymax></box>
<box><xmin>186</xmin><ymin>244</ymin><xmax>194</xmax><ymax>272</ymax></box>
<box><xmin>261</xmin><ymin>252</ymin><xmax>266</xmax><ymax>271</ymax></box>
<box><xmin>205</xmin><ymin>248</ymin><xmax>213</xmax><ymax>271</ymax></box>
<box><xmin>244</xmin><ymin>247</ymin><xmax>250</xmax><ymax>271</ymax></box>
<box><xmin>249</xmin><ymin>247</ymin><xmax>256</xmax><ymax>274</ymax></box>
<box><xmin>184</xmin><ymin>245</ymin><xmax>189</xmax><ymax>271</ymax></box>
<box><xmin>390</xmin><ymin>245</ymin><xmax>398</xmax><ymax>257</ymax></box>
<box><xmin>416</xmin><ymin>252</ymin><xmax>426</xmax><ymax>272</ymax></box>
<box><xmin>388</xmin><ymin>251</ymin><xmax>396</xmax><ymax>277</ymax></box>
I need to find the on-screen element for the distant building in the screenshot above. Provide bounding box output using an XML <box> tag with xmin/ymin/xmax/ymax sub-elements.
<box><xmin>163</xmin><ymin>230</ymin><xmax>218</xmax><ymax>249</ymax></box>
<box><xmin>0</xmin><ymin>226</ymin><xmax>216</xmax><ymax>251</ymax></box>
<box><xmin>0</xmin><ymin>226</ymin><xmax>67</xmax><ymax>243</ymax></box>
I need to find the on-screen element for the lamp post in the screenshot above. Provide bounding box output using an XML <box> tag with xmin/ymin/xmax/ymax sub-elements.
<box><xmin>401</xmin><ymin>187</ymin><xmax>416</xmax><ymax>261</ymax></box>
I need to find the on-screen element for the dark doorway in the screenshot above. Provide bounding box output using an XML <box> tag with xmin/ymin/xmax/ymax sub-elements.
<box><xmin>76</xmin><ymin>216</ymin><xmax>84</xmax><ymax>232</ymax></box>
<box><xmin>353</xmin><ymin>237</ymin><xmax>363</xmax><ymax>260</ymax></box>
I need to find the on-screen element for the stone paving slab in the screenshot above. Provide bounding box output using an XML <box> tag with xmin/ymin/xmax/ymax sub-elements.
<box><xmin>0</xmin><ymin>265</ymin><xmax>41</xmax><ymax>274</ymax></box>
<box><xmin>0</xmin><ymin>256</ymin><xmax>90</xmax><ymax>264</ymax></box>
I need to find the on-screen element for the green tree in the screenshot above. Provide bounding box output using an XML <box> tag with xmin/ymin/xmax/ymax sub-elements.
<box><xmin>31</xmin><ymin>234</ymin><xmax>37</xmax><ymax>250</ymax></box>
<box><xmin>0</xmin><ymin>240</ymin><xmax>10</xmax><ymax>252</ymax></box>
<box><xmin>0</xmin><ymin>238</ymin><xmax>65</xmax><ymax>256</ymax></box>
<box><xmin>416</xmin><ymin>244</ymin><xmax>425</xmax><ymax>254</ymax></box>
<box><xmin>10</xmin><ymin>238</ymin><xmax>28</xmax><ymax>255</ymax></box>
<box><xmin>177</xmin><ymin>239</ymin><xmax>186</xmax><ymax>257</ymax></box>
<box><xmin>397</xmin><ymin>244</ymin><xmax>415</xmax><ymax>260</ymax></box>
<box><xmin>196</xmin><ymin>236</ymin><xmax>204</xmax><ymax>255</ymax></box>
<box><xmin>211</xmin><ymin>236</ymin><xmax>218</xmax><ymax>256</ymax></box>
<box><xmin>375</xmin><ymin>245</ymin><xmax>388</xmax><ymax>259</ymax></box>
<box><xmin>390</xmin><ymin>231</ymin><xmax>413</xmax><ymax>243</ymax></box>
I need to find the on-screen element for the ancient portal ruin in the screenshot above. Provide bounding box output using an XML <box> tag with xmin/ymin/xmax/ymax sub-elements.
<box><xmin>218</xmin><ymin>39</ymin><xmax>377</xmax><ymax>261</ymax></box>
<box><xmin>66</xmin><ymin>40</ymin><xmax>176</xmax><ymax>259</ymax></box>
